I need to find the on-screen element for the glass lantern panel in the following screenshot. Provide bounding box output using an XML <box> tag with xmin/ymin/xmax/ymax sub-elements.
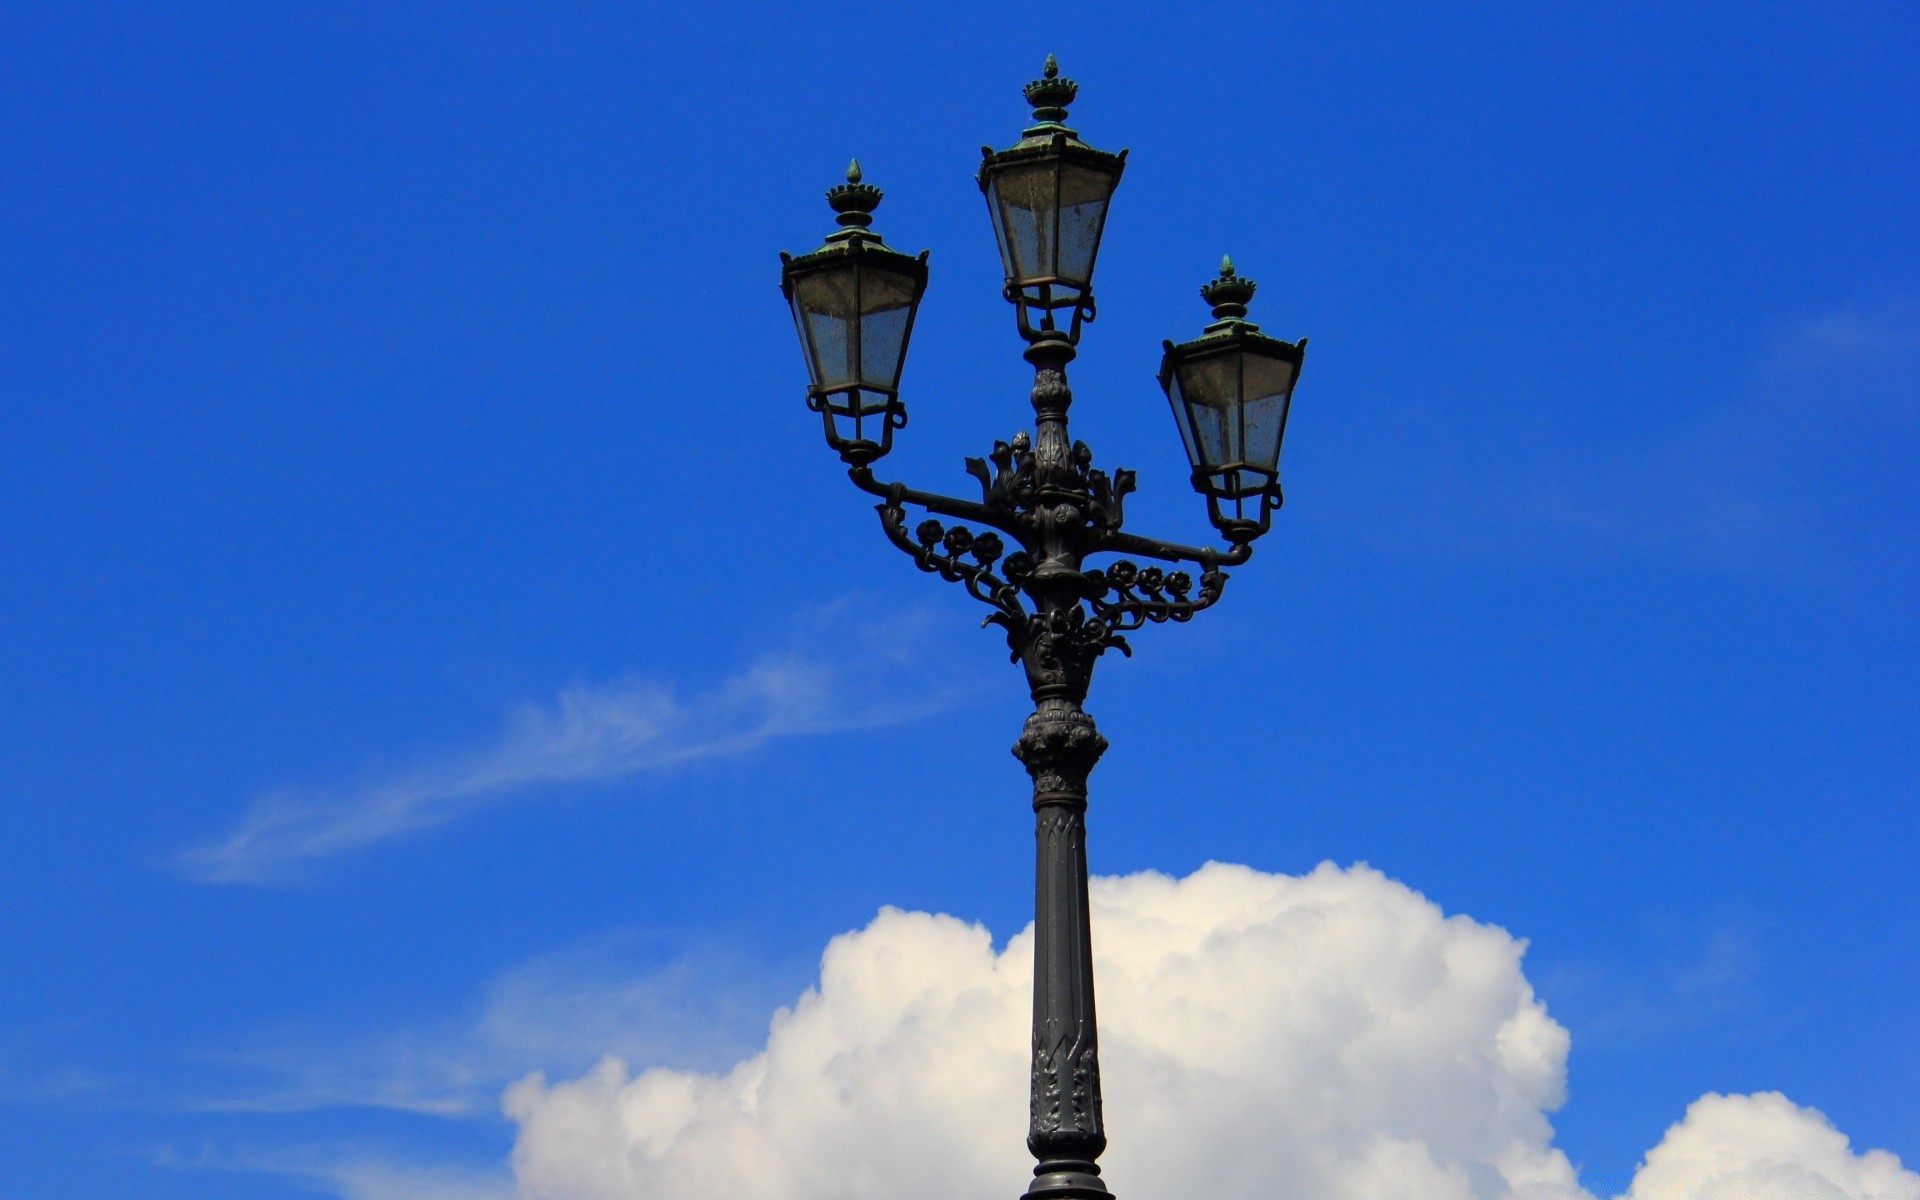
<box><xmin>791</xmin><ymin>269</ymin><xmax>859</xmax><ymax>389</ymax></box>
<box><xmin>1175</xmin><ymin>352</ymin><xmax>1244</xmax><ymax>467</ymax></box>
<box><xmin>987</xmin><ymin>161</ymin><xmax>1059</xmax><ymax>283</ymax></box>
<box><xmin>857</xmin><ymin>266</ymin><xmax>918</xmax><ymax>390</ymax></box>
<box><xmin>1055</xmin><ymin>163</ymin><xmax>1114</xmax><ymax>288</ymax></box>
<box><xmin>789</xmin><ymin>300</ymin><xmax>814</xmax><ymax>385</ymax></box>
<box><xmin>1240</xmin><ymin>352</ymin><xmax>1298</xmax><ymax>471</ymax></box>
<box><xmin>985</xmin><ymin>182</ymin><xmax>1016</xmax><ymax>282</ymax></box>
<box><xmin>1163</xmin><ymin>371</ymin><xmax>1201</xmax><ymax>471</ymax></box>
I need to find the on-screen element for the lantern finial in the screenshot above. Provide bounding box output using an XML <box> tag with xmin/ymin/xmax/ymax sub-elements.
<box><xmin>1024</xmin><ymin>54</ymin><xmax>1078</xmax><ymax>125</ymax></box>
<box><xmin>1200</xmin><ymin>256</ymin><xmax>1258</xmax><ymax>323</ymax></box>
<box><xmin>826</xmin><ymin>160</ymin><xmax>884</xmax><ymax>231</ymax></box>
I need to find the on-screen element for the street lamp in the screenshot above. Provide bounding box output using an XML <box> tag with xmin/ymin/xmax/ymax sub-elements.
<box><xmin>779</xmin><ymin>57</ymin><xmax>1308</xmax><ymax>1200</ymax></box>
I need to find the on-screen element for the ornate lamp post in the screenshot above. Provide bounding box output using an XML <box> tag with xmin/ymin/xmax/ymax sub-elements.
<box><xmin>780</xmin><ymin>57</ymin><xmax>1307</xmax><ymax>1200</ymax></box>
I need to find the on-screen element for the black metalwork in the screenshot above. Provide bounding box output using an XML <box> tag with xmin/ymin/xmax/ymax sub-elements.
<box><xmin>976</xmin><ymin>54</ymin><xmax>1128</xmax><ymax>346</ymax></box>
<box><xmin>779</xmin><ymin>59</ymin><xmax>1307</xmax><ymax>1200</ymax></box>
<box><xmin>779</xmin><ymin>160</ymin><xmax>930</xmax><ymax>465</ymax></box>
<box><xmin>1159</xmin><ymin>256</ymin><xmax>1308</xmax><ymax>542</ymax></box>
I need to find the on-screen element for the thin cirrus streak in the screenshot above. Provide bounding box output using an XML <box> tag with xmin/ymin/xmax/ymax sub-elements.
<box><xmin>1328</xmin><ymin>297</ymin><xmax>1920</xmax><ymax>577</ymax></box>
<box><xmin>175</xmin><ymin>932</ymin><xmax>795</xmax><ymax>1120</ymax></box>
<box><xmin>152</xmin><ymin>1143</ymin><xmax>515</xmax><ymax>1200</ymax></box>
<box><xmin>172</xmin><ymin>601</ymin><xmax>975</xmax><ymax>886</ymax></box>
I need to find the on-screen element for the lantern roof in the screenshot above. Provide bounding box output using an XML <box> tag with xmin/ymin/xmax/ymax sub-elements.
<box><xmin>781</xmin><ymin>161</ymin><xmax>929</xmax><ymax>297</ymax></box>
<box><xmin>1161</xmin><ymin>257</ymin><xmax>1307</xmax><ymax>369</ymax></box>
<box><xmin>977</xmin><ymin>56</ymin><xmax>1128</xmax><ymax>182</ymax></box>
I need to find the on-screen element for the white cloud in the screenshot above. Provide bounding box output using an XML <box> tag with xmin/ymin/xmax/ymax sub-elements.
<box><xmin>497</xmin><ymin>862</ymin><xmax>1917</xmax><ymax>1200</ymax></box>
<box><xmin>1626</xmin><ymin>1092</ymin><xmax>1920</xmax><ymax>1200</ymax></box>
<box><xmin>173</xmin><ymin>601</ymin><xmax>971</xmax><ymax>884</ymax></box>
<box><xmin>501</xmin><ymin>862</ymin><xmax>1579</xmax><ymax>1200</ymax></box>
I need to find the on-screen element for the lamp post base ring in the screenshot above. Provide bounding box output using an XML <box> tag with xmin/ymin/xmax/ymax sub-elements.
<box><xmin>1024</xmin><ymin>1164</ymin><xmax>1111</xmax><ymax>1200</ymax></box>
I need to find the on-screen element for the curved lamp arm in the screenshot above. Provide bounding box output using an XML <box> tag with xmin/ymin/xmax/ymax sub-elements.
<box><xmin>848</xmin><ymin>465</ymin><xmax>1032</xmax><ymax>543</ymax></box>
<box><xmin>1099</xmin><ymin>529</ymin><xmax>1253</xmax><ymax>568</ymax></box>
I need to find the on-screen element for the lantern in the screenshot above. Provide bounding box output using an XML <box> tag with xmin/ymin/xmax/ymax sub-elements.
<box><xmin>780</xmin><ymin>161</ymin><xmax>929</xmax><ymax>464</ymax></box>
<box><xmin>1159</xmin><ymin>258</ymin><xmax>1307</xmax><ymax>541</ymax></box>
<box><xmin>977</xmin><ymin>56</ymin><xmax>1126</xmax><ymax>342</ymax></box>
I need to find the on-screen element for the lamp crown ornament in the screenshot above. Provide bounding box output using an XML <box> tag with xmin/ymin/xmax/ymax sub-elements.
<box><xmin>825</xmin><ymin>158</ymin><xmax>885</xmax><ymax>231</ymax></box>
<box><xmin>1200</xmin><ymin>254</ymin><xmax>1258</xmax><ymax>322</ymax></box>
<box><xmin>1023</xmin><ymin>53</ymin><xmax>1079</xmax><ymax>126</ymax></box>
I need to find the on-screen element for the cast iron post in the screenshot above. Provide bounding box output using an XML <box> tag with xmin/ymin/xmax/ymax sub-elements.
<box><xmin>1011</xmin><ymin>333</ymin><xmax>1111</xmax><ymax>1200</ymax></box>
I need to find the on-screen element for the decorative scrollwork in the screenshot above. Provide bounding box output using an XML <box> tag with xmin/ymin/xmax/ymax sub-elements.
<box><xmin>1087</xmin><ymin>558</ymin><xmax>1228</xmax><ymax>632</ymax></box>
<box><xmin>966</xmin><ymin>430</ymin><xmax>1136</xmax><ymax>534</ymax></box>
<box><xmin>876</xmin><ymin>487</ymin><xmax>1027</xmax><ymax>631</ymax></box>
<box><xmin>855</xmin><ymin>397</ymin><xmax>1245</xmax><ymax>700</ymax></box>
<box><xmin>965</xmin><ymin>430</ymin><xmax>1034</xmax><ymax>511</ymax></box>
<box><xmin>1014</xmin><ymin>603</ymin><xmax>1123</xmax><ymax>699</ymax></box>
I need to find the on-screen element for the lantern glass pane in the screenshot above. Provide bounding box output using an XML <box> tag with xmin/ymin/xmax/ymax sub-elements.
<box><xmin>987</xmin><ymin>161</ymin><xmax>1059</xmax><ymax>283</ymax></box>
<box><xmin>857</xmin><ymin>265</ymin><xmax>917</xmax><ymax>390</ymax></box>
<box><xmin>1175</xmin><ymin>353</ymin><xmax>1243</xmax><ymax>467</ymax></box>
<box><xmin>985</xmin><ymin>182</ymin><xmax>1016</xmax><ymax>281</ymax></box>
<box><xmin>792</xmin><ymin>268</ymin><xmax>859</xmax><ymax>388</ymax></box>
<box><xmin>1055</xmin><ymin>163</ymin><xmax>1114</xmax><ymax>288</ymax></box>
<box><xmin>1240</xmin><ymin>352</ymin><xmax>1298</xmax><ymax>471</ymax></box>
<box><xmin>1163</xmin><ymin>371</ymin><xmax>1201</xmax><ymax>470</ymax></box>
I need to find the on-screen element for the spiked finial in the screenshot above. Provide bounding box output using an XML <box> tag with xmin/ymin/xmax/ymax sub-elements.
<box><xmin>1200</xmin><ymin>255</ymin><xmax>1258</xmax><ymax>322</ymax></box>
<box><xmin>825</xmin><ymin>159</ymin><xmax>883</xmax><ymax>231</ymax></box>
<box><xmin>1024</xmin><ymin>54</ymin><xmax>1078</xmax><ymax>125</ymax></box>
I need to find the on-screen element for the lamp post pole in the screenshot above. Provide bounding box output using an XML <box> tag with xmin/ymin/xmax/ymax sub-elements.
<box><xmin>779</xmin><ymin>58</ymin><xmax>1310</xmax><ymax>1200</ymax></box>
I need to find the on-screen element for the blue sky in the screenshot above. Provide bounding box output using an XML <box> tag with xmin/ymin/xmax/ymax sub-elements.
<box><xmin>1</xmin><ymin>2</ymin><xmax>1916</xmax><ymax>1197</ymax></box>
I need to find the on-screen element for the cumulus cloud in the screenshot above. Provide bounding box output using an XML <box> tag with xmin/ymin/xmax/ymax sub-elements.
<box><xmin>174</xmin><ymin>601</ymin><xmax>971</xmax><ymax>884</ymax></box>
<box><xmin>501</xmin><ymin>862</ymin><xmax>1579</xmax><ymax>1200</ymax></box>
<box><xmin>497</xmin><ymin>862</ymin><xmax>1916</xmax><ymax>1200</ymax></box>
<box><xmin>1626</xmin><ymin>1093</ymin><xmax>1920</xmax><ymax>1200</ymax></box>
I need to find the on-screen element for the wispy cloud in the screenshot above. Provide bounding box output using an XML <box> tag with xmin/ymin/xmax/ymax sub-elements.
<box><xmin>0</xmin><ymin>1021</ymin><xmax>117</xmax><ymax>1106</ymax></box>
<box><xmin>154</xmin><ymin>1142</ymin><xmax>515</xmax><ymax>1200</ymax></box>
<box><xmin>1607</xmin><ymin>295</ymin><xmax>1920</xmax><ymax>574</ymax></box>
<box><xmin>1339</xmin><ymin>295</ymin><xmax>1920</xmax><ymax>577</ymax></box>
<box><xmin>174</xmin><ymin>600</ymin><xmax>974</xmax><ymax>885</ymax></box>
<box><xmin>1531</xmin><ymin>915</ymin><xmax>1769</xmax><ymax>1048</ymax></box>
<box><xmin>0</xmin><ymin>1063</ymin><xmax>115</xmax><ymax>1105</ymax></box>
<box><xmin>183</xmin><ymin>930</ymin><xmax>798</xmax><ymax>1117</ymax></box>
